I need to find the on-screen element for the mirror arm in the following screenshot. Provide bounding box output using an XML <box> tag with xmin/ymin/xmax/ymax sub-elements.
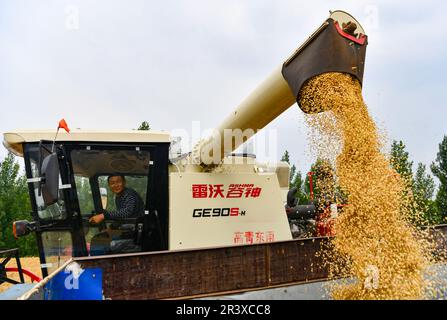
<box><xmin>38</xmin><ymin>140</ymin><xmax>55</xmax><ymax>197</ymax></box>
<box><xmin>58</xmin><ymin>147</ymin><xmax>72</xmax><ymax>186</ymax></box>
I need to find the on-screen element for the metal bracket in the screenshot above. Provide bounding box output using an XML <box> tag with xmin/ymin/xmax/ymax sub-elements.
<box><xmin>27</xmin><ymin>177</ymin><xmax>42</xmax><ymax>183</ymax></box>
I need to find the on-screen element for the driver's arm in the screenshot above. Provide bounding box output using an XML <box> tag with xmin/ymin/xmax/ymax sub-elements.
<box><xmin>102</xmin><ymin>190</ymin><xmax>138</xmax><ymax>220</ymax></box>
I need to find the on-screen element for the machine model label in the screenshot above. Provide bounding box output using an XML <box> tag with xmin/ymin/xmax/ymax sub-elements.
<box><xmin>192</xmin><ymin>207</ymin><xmax>245</xmax><ymax>218</ymax></box>
<box><xmin>192</xmin><ymin>184</ymin><xmax>262</xmax><ymax>199</ymax></box>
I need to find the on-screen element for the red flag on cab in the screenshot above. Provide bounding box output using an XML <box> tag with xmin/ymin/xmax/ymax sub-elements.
<box><xmin>58</xmin><ymin>119</ymin><xmax>70</xmax><ymax>133</ymax></box>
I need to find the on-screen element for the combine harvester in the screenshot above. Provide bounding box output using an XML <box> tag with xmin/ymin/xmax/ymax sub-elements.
<box><xmin>2</xmin><ymin>10</ymin><xmax>447</xmax><ymax>300</ymax></box>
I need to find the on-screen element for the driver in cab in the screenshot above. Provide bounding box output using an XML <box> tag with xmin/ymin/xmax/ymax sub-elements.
<box><xmin>90</xmin><ymin>175</ymin><xmax>144</xmax><ymax>224</ymax></box>
<box><xmin>89</xmin><ymin>175</ymin><xmax>145</xmax><ymax>255</ymax></box>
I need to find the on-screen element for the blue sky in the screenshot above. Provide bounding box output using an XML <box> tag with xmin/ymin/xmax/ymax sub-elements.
<box><xmin>1</xmin><ymin>0</ymin><xmax>446</xmax><ymax>178</ymax></box>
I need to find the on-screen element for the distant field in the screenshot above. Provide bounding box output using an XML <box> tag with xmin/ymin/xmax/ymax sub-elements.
<box><xmin>0</xmin><ymin>257</ymin><xmax>42</xmax><ymax>294</ymax></box>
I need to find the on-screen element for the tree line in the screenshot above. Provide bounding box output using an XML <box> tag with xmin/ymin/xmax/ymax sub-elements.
<box><xmin>0</xmin><ymin>153</ymin><xmax>37</xmax><ymax>255</ymax></box>
<box><xmin>282</xmin><ymin>137</ymin><xmax>447</xmax><ymax>225</ymax></box>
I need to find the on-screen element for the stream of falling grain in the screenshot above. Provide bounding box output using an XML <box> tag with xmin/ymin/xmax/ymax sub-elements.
<box><xmin>298</xmin><ymin>72</ymin><xmax>439</xmax><ymax>299</ymax></box>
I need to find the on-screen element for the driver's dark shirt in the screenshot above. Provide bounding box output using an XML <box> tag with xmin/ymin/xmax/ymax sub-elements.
<box><xmin>103</xmin><ymin>187</ymin><xmax>144</xmax><ymax>220</ymax></box>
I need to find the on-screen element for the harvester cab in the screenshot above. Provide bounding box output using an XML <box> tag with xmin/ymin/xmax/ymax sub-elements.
<box><xmin>2</xmin><ymin>10</ymin><xmax>367</xmax><ymax>279</ymax></box>
<box><xmin>4</xmin><ymin>131</ymin><xmax>170</xmax><ymax>277</ymax></box>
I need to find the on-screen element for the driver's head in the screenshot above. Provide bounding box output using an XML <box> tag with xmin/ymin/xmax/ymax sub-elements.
<box><xmin>107</xmin><ymin>175</ymin><xmax>126</xmax><ymax>194</ymax></box>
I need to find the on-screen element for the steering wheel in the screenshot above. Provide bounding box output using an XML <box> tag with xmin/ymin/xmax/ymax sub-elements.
<box><xmin>82</xmin><ymin>212</ymin><xmax>107</xmax><ymax>232</ymax></box>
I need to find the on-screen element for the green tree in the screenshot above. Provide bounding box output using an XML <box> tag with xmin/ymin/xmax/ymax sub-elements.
<box><xmin>309</xmin><ymin>159</ymin><xmax>336</xmax><ymax>206</ymax></box>
<box><xmin>280</xmin><ymin>150</ymin><xmax>290</xmax><ymax>164</ymax></box>
<box><xmin>137</xmin><ymin>121</ymin><xmax>151</xmax><ymax>131</ymax></box>
<box><xmin>0</xmin><ymin>153</ymin><xmax>37</xmax><ymax>256</ymax></box>
<box><xmin>289</xmin><ymin>164</ymin><xmax>296</xmax><ymax>185</ymax></box>
<box><xmin>431</xmin><ymin>135</ymin><xmax>447</xmax><ymax>222</ymax></box>
<box><xmin>414</xmin><ymin>163</ymin><xmax>435</xmax><ymax>200</ymax></box>
<box><xmin>390</xmin><ymin>140</ymin><xmax>432</xmax><ymax>225</ymax></box>
<box><xmin>390</xmin><ymin>140</ymin><xmax>413</xmax><ymax>185</ymax></box>
<box><xmin>281</xmin><ymin>150</ymin><xmax>297</xmax><ymax>185</ymax></box>
<box><xmin>413</xmin><ymin>163</ymin><xmax>439</xmax><ymax>224</ymax></box>
<box><xmin>291</xmin><ymin>170</ymin><xmax>310</xmax><ymax>204</ymax></box>
<box><xmin>303</xmin><ymin>171</ymin><xmax>311</xmax><ymax>197</ymax></box>
<box><xmin>281</xmin><ymin>150</ymin><xmax>312</xmax><ymax>203</ymax></box>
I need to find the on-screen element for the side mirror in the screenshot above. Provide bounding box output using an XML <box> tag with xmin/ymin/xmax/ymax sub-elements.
<box><xmin>40</xmin><ymin>153</ymin><xmax>60</xmax><ymax>206</ymax></box>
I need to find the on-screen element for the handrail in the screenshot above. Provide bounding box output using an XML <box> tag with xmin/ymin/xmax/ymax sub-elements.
<box><xmin>5</xmin><ymin>268</ymin><xmax>41</xmax><ymax>283</ymax></box>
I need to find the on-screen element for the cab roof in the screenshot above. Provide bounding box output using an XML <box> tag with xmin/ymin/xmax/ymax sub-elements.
<box><xmin>3</xmin><ymin>129</ymin><xmax>171</xmax><ymax>157</ymax></box>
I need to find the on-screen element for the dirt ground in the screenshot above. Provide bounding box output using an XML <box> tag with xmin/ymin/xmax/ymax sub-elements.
<box><xmin>0</xmin><ymin>257</ymin><xmax>42</xmax><ymax>294</ymax></box>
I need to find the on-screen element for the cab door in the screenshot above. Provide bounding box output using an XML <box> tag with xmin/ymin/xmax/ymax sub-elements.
<box><xmin>23</xmin><ymin>143</ymin><xmax>87</xmax><ymax>278</ymax></box>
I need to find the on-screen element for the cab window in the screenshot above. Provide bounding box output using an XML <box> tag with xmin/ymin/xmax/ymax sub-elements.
<box><xmin>70</xmin><ymin>148</ymin><xmax>150</xmax><ymax>251</ymax></box>
<box><xmin>71</xmin><ymin>149</ymin><xmax>150</xmax><ymax>214</ymax></box>
<box><xmin>98</xmin><ymin>175</ymin><xmax>148</xmax><ymax>213</ymax></box>
<box><xmin>41</xmin><ymin>231</ymin><xmax>72</xmax><ymax>274</ymax></box>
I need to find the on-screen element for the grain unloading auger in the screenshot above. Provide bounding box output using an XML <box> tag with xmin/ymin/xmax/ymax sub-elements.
<box><xmin>1</xmin><ymin>10</ymin><xmax>385</xmax><ymax>300</ymax></box>
<box><xmin>191</xmin><ymin>10</ymin><xmax>367</xmax><ymax>168</ymax></box>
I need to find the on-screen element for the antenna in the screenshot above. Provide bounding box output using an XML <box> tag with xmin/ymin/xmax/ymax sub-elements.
<box><xmin>52</xmin><ymin>119</ymin><xmax>71</xmax><ymax>152</ymax></box>
<box><xmin>51</xmin><ymin>127</ymin><xmax>60</xmax><ymax>153</ymax></box>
